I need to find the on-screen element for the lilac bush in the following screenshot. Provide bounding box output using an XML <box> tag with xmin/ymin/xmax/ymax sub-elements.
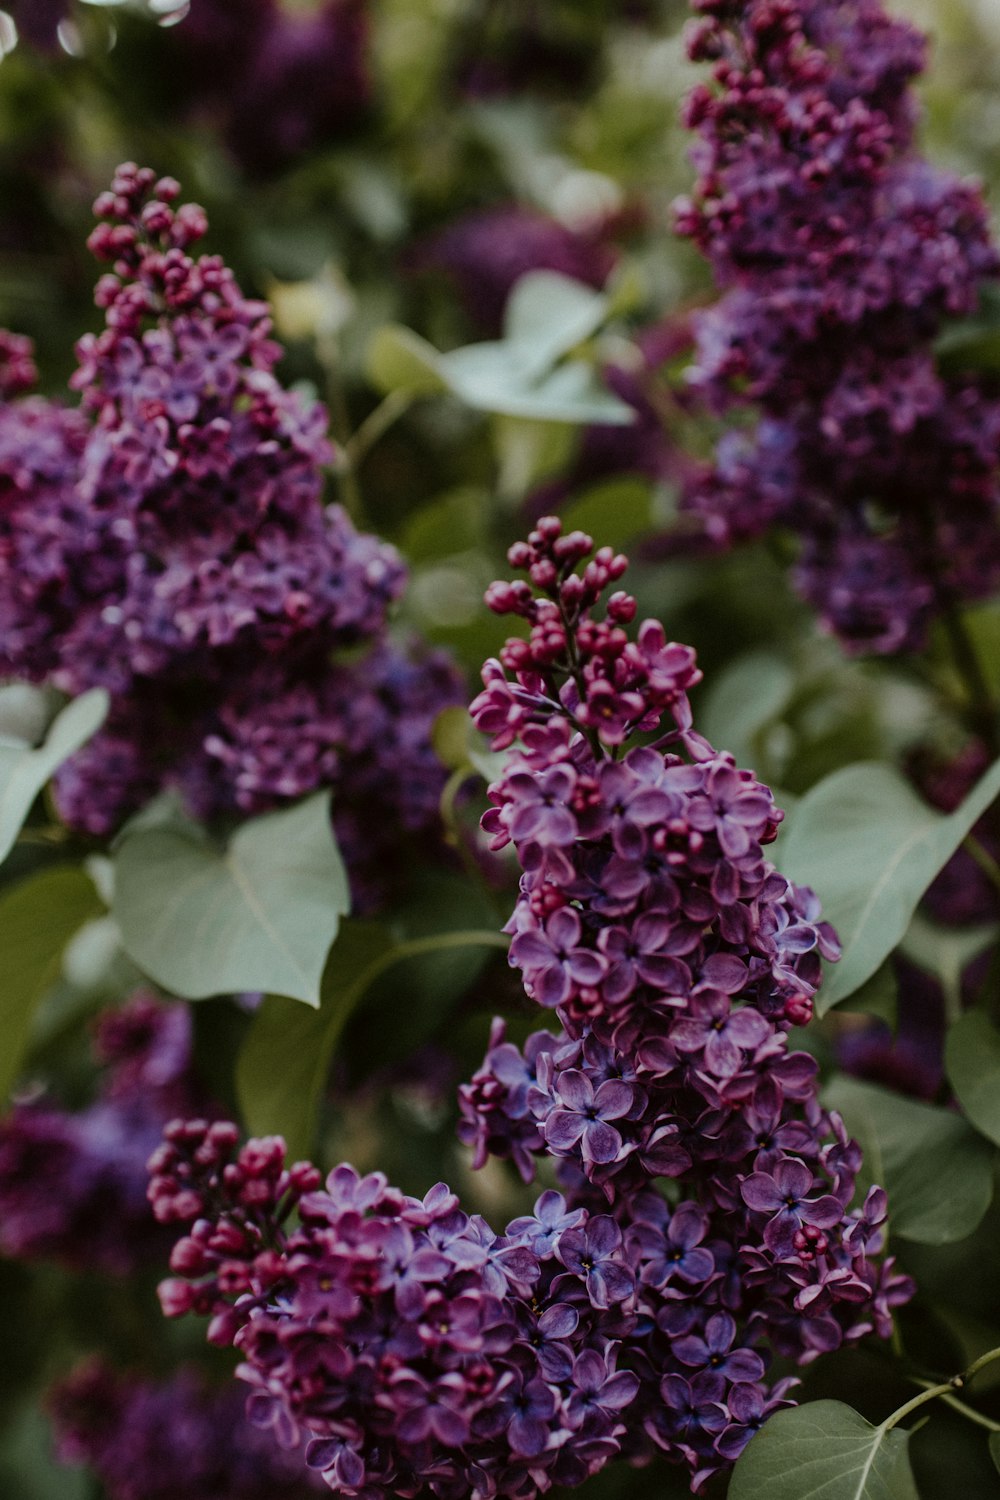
<box><xmin>151</xmin><ymin>520</ymin><xmax>911</xmax><ymax>1495</ymax></box>
<box><xmin>676</xmin><ymin>0</ymin><xmax>1000</xmax><ymax>654</ymax></box>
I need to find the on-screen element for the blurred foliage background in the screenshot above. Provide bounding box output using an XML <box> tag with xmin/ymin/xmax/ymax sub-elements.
<box><xmin>3</xmin><ymin>1</ymin><xmax>1000</xmax><ymax>1496</ymax></box>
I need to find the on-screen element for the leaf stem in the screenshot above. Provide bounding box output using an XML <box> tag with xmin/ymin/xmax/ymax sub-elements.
<box><xmin>317</xmin><ymin>333</ymin><xmax>367</xmax><ymax>528</ymax></box>
<box><xmin>344</xmin><ymin>390</ymin><xmax>415</xmax><ymax>470</ymax></box>
<box><xmin>887</xmin><ymin>1345</ymin><xmax>1000</xmax><ymax>1432</ymax></box>
<box><xmin>963</xmin><ymin>834</ymin><xmax>1000</xmax><ymax>898</ymax></box>
<box><xmin>911</xmin><ymin>1379</ymin><xmax>1000</xmax><ymax>1433</ymax></box>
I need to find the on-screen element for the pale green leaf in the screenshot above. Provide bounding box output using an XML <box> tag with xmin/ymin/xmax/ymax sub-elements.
<box><xmin>779</xmin><ymin>758</ymin><xmax>1000</xmax><ymax>1010</ymax></box>
<box><xmin>990</xmin><ymin>1431</ymin><xmax>1000</xmax><ymax>1475</ymax></box>
<box><xmin>825</xmin><ymin>1076</ymin><xmax>995</xmax><ymax>1244</ymax></box>
<box><xmin>946</xmin><ymin>1011</ymin><xmax>1000</xmax><ymax>1147</ymax></box>
<box><xmin>502</xmin><ymin>270</ymin><xmax>611</xmax><ymax>380</ymax></box>
<box><xmin>0</xmin><ymin>688</ymin><xmax>109</xmax><ymax>863</ymax></box>
<box><xmin>729</xmin><ymin>1401</ymin><xmax>919</xmax><ymax>1500</ymax></box>
<box><xmin>114</xmin><ymin>792</ymin><xmax>349</xmax><ymax>1006</ymax></box>
<box><xmin>0</xmin><ymin>682</ymin><xmax>55</xmax><ymax>747</ymax></box>
<box><xmin>0</xmin><ymin>865</ymin><xmax>105</xmax><ymax>1102</ymax></box>
<box><xmin>440</xmin><ymin>344</ymin><xmax>634</xmax><ymax>423</ymax></box>
<box><xmin>700</xmin><ymin>651</ymin><xmax>794</xmax><ymax>772</ymax></box>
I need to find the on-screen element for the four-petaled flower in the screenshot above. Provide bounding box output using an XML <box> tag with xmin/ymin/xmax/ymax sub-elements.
<box><xmin>741</xmin><ymin>1158</ymin><xmax>845</xmax><ymax>1257</ymax></box>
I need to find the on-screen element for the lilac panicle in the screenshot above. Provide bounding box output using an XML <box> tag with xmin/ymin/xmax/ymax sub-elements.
<box><xmin>155</xmin><ymin>522</ymin><xmax>912</xmax><ymax>1497</ymax></box>
<box><xmin>675</xmin><ymin>0</ymin><xmax>1000</xmax><ymax>654</ymax></box>
<box><xmin>0</xmin><ymin>166</ymin><xmax>461</xmax><ymax>896</ymax></box>
<box><xmin>458</xmin><ymin>516</ymin><xmax>913</xmax><ymax>1487</ymax></box>
<box><xmin>148</xmin><ymin>1126</ymin><xmax>643</xmax><ymax>1499</ymax></box>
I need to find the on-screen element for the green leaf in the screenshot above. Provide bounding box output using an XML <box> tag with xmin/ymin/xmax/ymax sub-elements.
<box><xmin>560</xmin><ymin>478</ymin><xmax>654</xmax><ymax>551</ymax></box>
<box><xmin>0</xmin><ymin>688</ymin><xmax>109</xmax><ymax>863</ymax></box>
<box><xmin>366</xmin><ymin>324</ymin><xmax>448</xmax><ymax>396</ymax></box>
<box><xmin>114</xmin><ymin>792</ymin><xmax>349</xmax><ymax>1007</ymax></box>
<box><xmin>729</xmin><ymin>1401</ymin><xmax>919</xmax><ymax>1500</ymax></box>
<box><xmin>439</xmin><ymin>342</ymin><xmax>633</xmax><ymax>423</ymax></box>
<box><xmin>0</xmin><ymin>683</ymin><xmax>55</xmax><ymax>746</ymax></box>
<box><xmin>779</xmin><ymin>758</ymin><xmax>1000</xmax><ymax>1010</ymax></box>
<box><xmin>946</xmin><ymin>1011</ymin><xmax>1000</xmax><ymax>1147</ymax></box>
<box><xmin>0</xmin><ymin>865</ymin><xmax>105</xmax><ymax>1102</ymax></box>
<box><xmin>990</xmin><ymin>1431</ymin><xmax>1000</xmax><ymax>1476</ymax></box>
<box><xmin>825</xmin><ymin>1077</ymin><xmax>995</xmax><ymax>1244</ymax></box>
<box><xmin>237</xmin><ymin>916</ymin><xmax>508</xmax><ymax>1157</ymax></box>
<box><xmin>699</xmin><ymin>651</ymin><xmax>794</xmax><ymax>772</ymax></box>
<box><xmin>236</xmin><ymin>919</ymin><xmax>387</xmax><ymax>1158</ymax></box>
<box><xmin>502</xmin><ymin>270</ymin><xmax>611</xmax><ymax>380</ymax></box>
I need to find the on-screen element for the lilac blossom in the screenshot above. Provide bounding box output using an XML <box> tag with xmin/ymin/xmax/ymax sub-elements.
<box><xmin>154</xmin><ymin>521</ymin><xmax>911</xmax><ymax>1497</ymax></box>
<box><xmin>675</xmin><ymin>0</ymin><xmax>1000</xmax><ymax>655</ymax></box>
<box><xmin>0</xmin><ymin>168</ymin><xmax>461</xmax><ymax>901</ymax></box>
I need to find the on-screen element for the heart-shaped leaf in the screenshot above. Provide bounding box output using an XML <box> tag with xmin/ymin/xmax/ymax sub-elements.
<box><xmin>825</xmin><ymin>1076</ymin><xmax>995</xmax><ymax>1244</ymax></box>
<box><xmin>502</xmin><ymin>270</ymin><xmax>612</xmax><ymax>380</ymax></box>
<box><xmin>0</xmin><ymin>865</ymin><xmax>105</xmax><ymax>1103</ymax></box>
<box><xmin>779</xmin><ymin>758</ymin><xmax>1000</xmax><ymax>1010</ymax></box>
<box><xmin>946</xmin><ymin>1011</ymin><xmax>1000</xmax><ymax>1148</ymax></box>
<box><xmin>114</xmin><ymin>792</ymin><xmax>349</xmax><ymax>1006</ymax></box>
<box><xmin>729</xmin><ymin>1401</ymin><xmax>919</xmax><ymax>1500</ymax></box>
<box><xmin>0</xmin><ymin>688</ymin><xmax>109</xmax><ymax>864</ymax></box>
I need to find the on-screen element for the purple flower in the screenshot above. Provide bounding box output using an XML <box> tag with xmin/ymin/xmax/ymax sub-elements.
<box><xmin>388</xmin><ymin>1372</ymin><xmax>470</xmax><ymax>1448</ymax></box>
<box><xmin>556</xmin><ymin>1216</ymin><xmax>634</xmax><ymax>1308</ymax></box>
<box><xmin>543</xmin><ymin>1068</ymin><xmax>640</xmax><ymax>1165</ymax></box>
<box><xmin>655</xmin><ymin>1372</ymin><xmax>728</xmax><ymax>1445</ymax></box>
<box><xmin>511</xmin><ymin>909</ymin><xmax>607</xmax><ymax>1008</ymax></box>
<box><xmin>742</xmin><ymin>1158</ymin><xmax>846</xmax><ymax>1256</ymax></box>
<box><xmin>673</xmin><ymin>1312</ymin><xmax>766</xmax><ymax>1383</ymax></box>
<box><xmin>565</xmin><ymin>1348</ymin><xmax>639</xmax><ymax>1428</ymax></box>
<box><xmin>671</xmin><ymin>992</ymin><xmax>771</xmax><ymax>1078</ymax></box>
<box><xmin>633</xmin><ymin>1203</ymin><xmax>715</xmax><ymax>1290</ymax></box>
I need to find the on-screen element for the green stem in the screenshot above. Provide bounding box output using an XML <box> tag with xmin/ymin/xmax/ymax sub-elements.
<box><xmin>887</xmin><ymin>1346</ymin><xmax>1000</xmax><ymax>1433</ymax></box>
<box><xmin>938</xmin><ymin>595</ymin><xmax>1000</xmax><ymax>759</ymax></box>
<box><xmin>961</xmin><ymin>1346</ymin><xmax>1000</xmax><ymax>1383</ymax></box>
<box><xmin>317</xmin><ymin>334</ymin><xmax>366</xmax><ymax>527</ymax></box>
<box><xmin>963</xmin><ymin>834</ymin><xmax>1000</xmax><ymax>898</ymax></box>
<box><xmin>882</xmin><ymin>1380</ymin><xmax>954</xmax><ymax>1433</ymax></box>
<box><xmin>439</xmin><ymin>767</ymin><xmax>491</xmax><ymax>888</ymax></box>
<box><xmin>911</xmin><ymin>1379</ymin><xmax>1000</xmax><ymax>1433</ymax></box>
<box><xmin>344</xmin><ymin>391</ymin><xmax>415</xmax><ymax>470</ymax></box>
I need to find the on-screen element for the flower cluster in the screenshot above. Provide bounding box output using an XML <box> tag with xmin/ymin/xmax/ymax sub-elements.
<box><xmin>150</xmin><ymin>1126</ymin><xmax>645</xmax><ymax>1497</ymax></box>
<box><xmin>155</xmin><ymin>523</ymin><xmax>911</xmax><ymax>1495</ymax></box>
<box><xmin>675</xmin><ymin>0</ymin><xmax>1000</xmax><ymax>654</ymax></box>
<box><xmin>167</xmin><ymin>0</ymin><xmax>371</xmax><ymax>177</ymax></box>
<box><xmin>0</xmin><ymin>993</ymin><xmax>208</xmax><ymax>1274</ymax></box>
<box><xmin>0</xmin><ymin>165</ymin><xmax>461</xmax><ymax>890</ymax></box>
<box><xmin>460</xmin><ymin>518</ymin><xmax>913</xmax><ymax>1481</ymax></box>
<box><xmin>49</xmin><ymin>1357</ymin><xmax>321</xmax><ymax>1499</ymax></box>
